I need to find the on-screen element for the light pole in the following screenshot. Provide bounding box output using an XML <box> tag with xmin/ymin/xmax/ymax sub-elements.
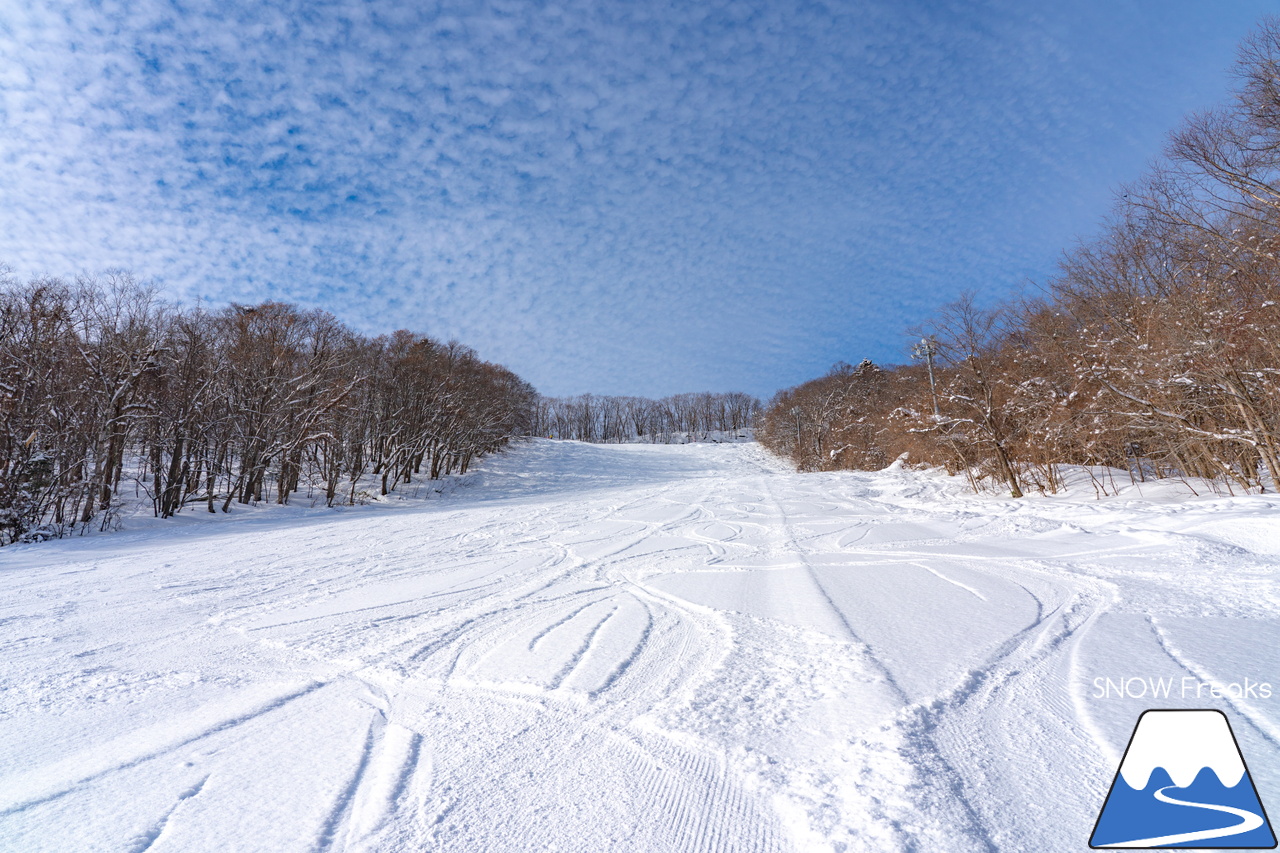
<box><xmin>912</xmin><ymin>337</ymin><xmax>941</xmax><ymax>420</ymax></box>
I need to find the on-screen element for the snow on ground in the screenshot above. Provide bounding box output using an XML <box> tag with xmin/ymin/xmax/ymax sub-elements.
<box><xmin>0</xmin><ymin>439</ymin><xmax>1277</xmax><ymax>852</ymax></box>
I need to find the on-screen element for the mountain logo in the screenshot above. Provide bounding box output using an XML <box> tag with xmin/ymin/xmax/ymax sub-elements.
<box><xmin>1090</xmin><ymin>709</ymin><xmax>1276</xmax><ymax>848</ymax></box>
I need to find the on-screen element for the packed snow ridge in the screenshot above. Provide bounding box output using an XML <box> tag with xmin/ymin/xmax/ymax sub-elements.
<box><xmin>0</xmin><ymin>439</ymin><xmax>1277</xmax><ymax>852</ymax></box>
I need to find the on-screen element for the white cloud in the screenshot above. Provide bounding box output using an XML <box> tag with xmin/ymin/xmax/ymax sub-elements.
<box><xmin>0</xmin><ymin>0</ymin><xmax>1273</xmax><ymax>396</ymax></box>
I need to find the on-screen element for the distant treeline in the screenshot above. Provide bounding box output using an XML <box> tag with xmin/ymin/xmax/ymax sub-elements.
<box><xmin>0</xmin><ymin>273</ymin><xmax>536</xmax><ymax>544</ymax></box>
<box><xmin>760</xmin><ymin>19</ymin><xmax>1280</xmax><ymax>497</ymax></box>
<box><xmin>533</xmin><ymin>392</ymin><xmax>760</xmax><ymax>443</ymax></box>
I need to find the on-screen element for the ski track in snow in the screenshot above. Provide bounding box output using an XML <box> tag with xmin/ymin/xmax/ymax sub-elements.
<box><xmin>0</xmin><ymin>439</ymin><xmax>1277</xmax><ymax>851</ymax></box>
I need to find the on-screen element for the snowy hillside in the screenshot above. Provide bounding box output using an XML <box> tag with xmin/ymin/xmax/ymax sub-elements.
<box><xmin>0</xmin><ymin>439</ymin><xmax>1277</xmax><ymax>852</ymax></box>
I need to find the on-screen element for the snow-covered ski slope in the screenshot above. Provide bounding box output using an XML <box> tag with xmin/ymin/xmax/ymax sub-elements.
<box><xmin>1</xmin><ymin>439</ymin><xmax>1277</xmax><ymax>852</ymax></box>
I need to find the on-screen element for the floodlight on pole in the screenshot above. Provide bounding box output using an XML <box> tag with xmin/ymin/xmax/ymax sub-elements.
<box><xmin>911</xmin><ymin>337</ymin><xmax>941</xmax><ymax>420</ymax></box>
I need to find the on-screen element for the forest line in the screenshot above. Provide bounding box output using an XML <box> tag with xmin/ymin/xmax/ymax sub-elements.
<box><xmin>759</xmin><ymin>19</ymin><xmax>1280</xmax><ymax>498</ymax></box>
<box><xmin>532</xmin><ymin>392</ymin><xmax>760</xmax><ymax>443</ymax></box>
<box><xmin>0</xmin><ymin>276</ymin><xmax>537</xmax><ymax>544</ymax></box>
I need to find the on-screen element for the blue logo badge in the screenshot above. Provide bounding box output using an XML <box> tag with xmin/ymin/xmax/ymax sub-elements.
<box><xmin>1091</xmin><ymin>709</ymin><xmax>1276</xmax><ymax>848</ymax></box>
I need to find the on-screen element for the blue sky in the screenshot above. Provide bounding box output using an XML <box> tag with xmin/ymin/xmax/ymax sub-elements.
<box><xmin>2</xmin><ymin>0</ymin><xmax>1276</xmax><ymax>398</ymax></box>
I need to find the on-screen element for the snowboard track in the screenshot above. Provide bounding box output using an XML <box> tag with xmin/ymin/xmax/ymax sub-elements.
<box><xmin>0</xmin><ymin>440</ymin><xmax>1276</xmax><ymax>852</ymax></box>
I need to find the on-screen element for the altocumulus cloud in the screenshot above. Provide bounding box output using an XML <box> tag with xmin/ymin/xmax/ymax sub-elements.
<box><xmin>0</xmin><ymin>0</ymin><xmax>1274</xmax><ymax>396</ymax></box>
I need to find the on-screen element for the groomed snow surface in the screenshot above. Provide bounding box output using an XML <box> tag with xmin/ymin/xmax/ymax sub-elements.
<box><xmin>1</xmin><ymin>439</ymin><xmax>1277</xmax><ymax>852</ymax></box>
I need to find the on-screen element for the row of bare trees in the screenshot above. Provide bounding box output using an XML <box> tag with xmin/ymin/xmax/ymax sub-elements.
<box><xmin>533</xmin><ymin>392</ymin><xmax>760</xmax><ymax>443</ymax></box>
<box><xmin>760</xmin><ymin>18</ymin><xmax>1280</xmax><ymax>498</ymax></box>
<box><xmin>0</xmin><ymin>273</ymin><xmax>536</xmax><ymax>544</ymax></box>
